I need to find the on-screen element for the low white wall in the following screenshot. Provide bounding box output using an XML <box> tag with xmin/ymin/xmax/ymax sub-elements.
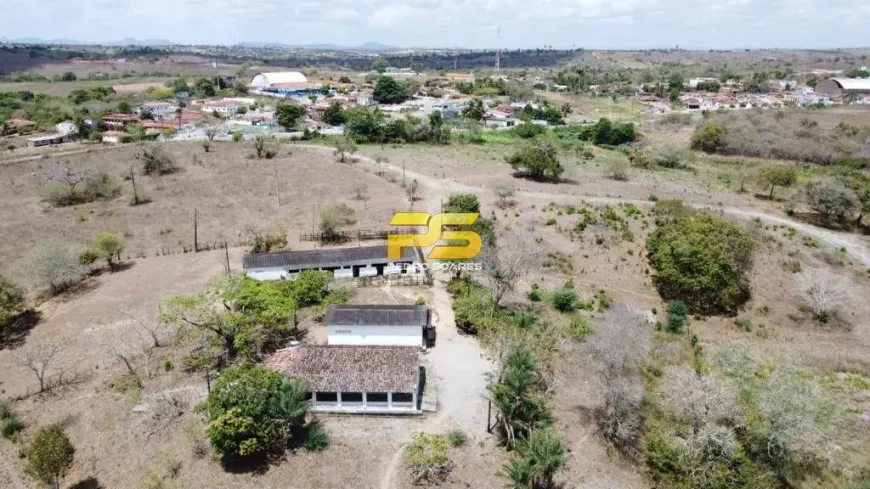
<box><xmin>327</xmin><ymin>324</ymin><xmax>423</xmax><ymax>347</ymax></box>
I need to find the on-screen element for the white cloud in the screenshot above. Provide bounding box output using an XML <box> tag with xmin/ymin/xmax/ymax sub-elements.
<box><xmin>0</xmin><ymin>0</ymin><xmax>867</xmax><ymax>48</ymax></box>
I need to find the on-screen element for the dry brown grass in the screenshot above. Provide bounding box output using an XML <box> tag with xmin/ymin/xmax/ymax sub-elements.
<box><xmin>0</xmin><ymin>142</ymin><xmax>408</xmax><ymax>278</ymax></box>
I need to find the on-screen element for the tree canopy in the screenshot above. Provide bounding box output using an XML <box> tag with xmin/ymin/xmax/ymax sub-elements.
<box><xmin>24</xmin><ymin>425</ymin><xmax>75</xmax><ymax>489</ymax></box>
<box><xmin>275</xmin><ymin>102</ymin><xmax>307</xmax><ymax>130</ymax></box>
<box><xmin>202</xmin><ymin>365</ymin><xmax>309</xmax><ymax>458</ymax></box>
<box><xmin>506</xmin><ymin>142</ymin><xmax>564</xmax><ymax>181</ymax></box>
<box><xmin>372</xmin><ymin>76</ymin><xmax>409</xmax><ymax>104</ymax></box>
<box><xmin>646</xmin><ymin>213</ymin><xmax>754</xmax><ymax>315</ymax></box>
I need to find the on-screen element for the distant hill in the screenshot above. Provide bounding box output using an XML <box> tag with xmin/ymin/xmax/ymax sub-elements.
<box><xmin>235</xmin><ymin>41</ymin><xmax>399</xmax><ymax>52</ymax></box>
<box><xmin>0</xmin><ymin>37</ymin><xmax>173</xmax><ymax>46</ymax></box>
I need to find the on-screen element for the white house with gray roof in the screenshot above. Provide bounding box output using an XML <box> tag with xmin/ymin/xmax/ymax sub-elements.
<box><xmin>325</xmin><ymin>304</ymin><xmax>431</xmax><ymax>347</ymax></box>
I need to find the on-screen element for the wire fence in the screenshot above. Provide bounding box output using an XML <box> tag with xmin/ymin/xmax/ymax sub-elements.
<box><xmin>299</xmin><ymin>228</ymin><xmax>419</xmax><ymax>243</ymax></box>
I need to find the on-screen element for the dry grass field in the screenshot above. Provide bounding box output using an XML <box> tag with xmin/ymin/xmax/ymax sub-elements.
<box><xmin>0</xmin><ymin>142</ymin><xmax>408</xmax><ymax>278</ymax></box>
<box><xmin>1</xmin><ymin>134</ymin><xmax>870</xmax><ymax>489</ymax></box>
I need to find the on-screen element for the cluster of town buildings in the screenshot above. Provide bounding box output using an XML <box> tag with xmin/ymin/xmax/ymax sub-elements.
<box><xmin>634</xmin><ymin>74</ymin><xmax>870</xmax><ymax>113</ymax></box>
<box><xmin>245</xmin><ymin>244</ymin><xmax>433</xmax><ymax>415</ymax></box>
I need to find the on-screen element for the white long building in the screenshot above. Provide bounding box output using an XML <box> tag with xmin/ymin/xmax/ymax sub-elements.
<box><xmin>242</xmin><ymin>245</ymin><xmax>422</xmax><ymax>281</ymax></box>
<box><xmin>249</xmin><ymin>71</ymin><xmax>308</xmax><ymax>89</ymax></box>
<box><xmin>325</xmin><ymin>304</ymin><xmax>431</xmax><ymax>347</ymax></box>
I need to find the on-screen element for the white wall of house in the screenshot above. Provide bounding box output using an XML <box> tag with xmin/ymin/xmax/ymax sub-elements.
<box><xmin>327</xmin><ymin>324</ymin><xmax>423</xmax><ymax>347</ymax></box>
<box><xmin>246</xmin><ymin>268</ymin><xmax>289</xmax><ymax>281</ymax></box>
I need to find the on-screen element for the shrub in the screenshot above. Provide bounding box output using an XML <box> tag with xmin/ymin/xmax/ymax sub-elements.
<box><xmin>0</xmin><ymin>401</ymin><xmax>24</xmax><ymax>440</ymax></box>
<box><xmin>137</xmin><ymin>146</ymin><xmax>179</xmax><ymax>176</ymax></box>
<box><xmin>527</xmin><ymin>283</ymin><xmax>543</xmax><ymax>302</ymax></box>
<box><xmin>232</xmin><ymin>130</ymin><xmax>243</xmax><ymax>143</ymax></box>
<box><xmin>23</xmin><ymin>425</ymin><xmax>75</xmax><ymax>489</ymax></box>
<box><xmin>551</xmin><ymin>287</ymin><xmax>579</xmax><ymax>312</ymax></box>
<box><xmin>665</xmin><ymin>300</ymin><xmax>689</xmax><ymax>333</ymax></box>
<box><xmin>319</xmin><ymin>204</ymin><xmax>356</xmax><ymax>239</ymax></box>
<box><xmin>569</xmin><ymin>316</ymin><xmax>592</xmax><ymax>342</ymax></box>
<box><xmin>506</xmin><ymin>142</ymin><xmax>564</xmax><ymax>180</ymax></box>
<box><xmin>403</xmin><ymin>432</ymin><xmax>453</xmax><ymax>484</ymax></box>
<box><xmin>804</xmin><ymin>179</ymin><xmax>859</xmax><ymax>227</ymax></box>
<box><xmin>0</xmin><ymin>275</ymin><xmax>26</xmax><ymax>330</ymax></box>
<box><xmin>93</xmin><ymin>232</ymin><xmax>125</xmax><ymax>270</ymax></box>
<box><xmin>606</xmin><ymin>160</ymin><xmax>629</xmax><ymax>181</ymax></box>
<box><xmin>646</xmin><ymin>213</ymin><xmax>754</xmax><ymax>315</ymax></box>
<box><xmin>17</xmin><ymin>240</ymin><xmax>85</xmax><ymax>295</ymax></box>
<box><xmin>78</xmin><ymin>249</ymin><xmax>99</xmax><ymax>266</ymax></box>
<box><xmin>513</xmin><ymin>123</ymin><xmax>546</xmax><ymax>139</ymax></box>
<box><xmin>447</xmin><ymin>429</ymin><xmax>469</xmax><ymax>447</ymax></box>
<box><xmin>303</xmin><ymin>422</ymin><xmax>330</xmax><ymax>452</ymax></box>
<box><xmin>443</xmin><ymin>193</ymin><xmax>481</xmax><ymax>213</ymax></box>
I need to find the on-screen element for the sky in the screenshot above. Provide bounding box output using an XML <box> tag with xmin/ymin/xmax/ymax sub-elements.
<box><xmin>1</xmin><ymin>0</ymin><xmax>870</xmax><ymax>49</ymax></box>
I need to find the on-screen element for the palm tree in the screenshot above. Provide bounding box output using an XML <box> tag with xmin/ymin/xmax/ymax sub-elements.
<box><xmin>503</xmin><ymin>429</ymin><xmax>566</xmax><ymax>489</ymax></box>
<box><xmin>559</xmin><ymin>103</ymin><xmax>573</xmax><ymax>118</ymax></box>
<box><xmin>274</xmin><ymin>378</ymin><xmax>310</xmax><ymax>428</ymax></box>
<box><xmin>488</xmin><ymin>347</ymin><xmax>551</xmax><ymax>446</ymax></box>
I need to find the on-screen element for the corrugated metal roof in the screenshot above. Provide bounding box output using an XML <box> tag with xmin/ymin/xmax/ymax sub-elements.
<box><xmin>831</xmin><ymin>78</ymin><xmax>870</xmax><ymax>90</ymax></box>
<box><xmin>242</xmin><ymin>245</ymin><xmax>418</xmax><ymax>270</ymax></box>
<box><xmin>325</xmin><ymin>305</ymin><xmax>429</xmax><ymax>327</ymax></box>
<box><xmin>265</xmin><ymin>345</ymin><xmax>420</xmax><ymax>393</ymax></box>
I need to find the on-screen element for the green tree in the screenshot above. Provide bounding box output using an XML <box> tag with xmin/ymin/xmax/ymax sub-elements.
<box><xmin>0</xmin><ymin>275</ymin><xmax>26</xmax><ymax>332</ymax></box>
<box><xmin>24</xmin><ymin>425</ymin><xmax>75</xmax><ymax>489</ymax></box>
<box><xmin>161</xmin><ymin>276</ymin><xmax>302</xmax><ymax>362</ymax></box>
<box><xmin>333</xmin><ymin>137</ymin><xmax>357</xmax><ymax>163</ymax></box>
<box><xmin>92</xmin><ymin>232</ymin><xmax>125</xmax><ymax>270</ymax></box>
<box><xmin>665</xmin><ymin>300</ymin><xmax>689</xmax><ymax>333</ymax></box>
<box><xmin>194</xmin><ymin>78</ymin><xmax>216</xmax><ymax>97</ymax></box>
<box><xmin>172</xmin><ymin>77</ymin><xmax>189</xmax><ymax>94</ymax></box>
<box><xmin>117</xmin><ymin>100</ymin><xmax>132</xmax><ymax>114</ymax></box>
<box><xmin>502</xmin><ymin>428</ymin><xmax>566</xmax><ymax>489</ymax></box>
<box><xmin>757</xmin><ymin>164</ymin><xmax>797</xmax><ymax>200</ymax></box>
<box><xmin>60</xmin><ymin>72</ymin><xmax>76</xmax><ymax>82</ymax></box>
<box><xmin>202</xmin><ymin>365</ymin><xmax>309</xmax><ymax>458</ymax></box>
<box><xmin>371</xmin><ymin>58</ymin><xmax>389</xmax><ymax>73</ymax></box>
<box><xmin>804</xmin><ymin>179</ymin><xmax>859</xmax><ymax>227</ymax></box>
<box><xmin>489</xmin><ymin>347</ymin><xmax>552</xmax><ymax>447</ymax></box>
<box><xmin>275</xmin><ymin>102</ymin><xmax>306</xmax><ymax>130</ymax></box>
<box><xmin>461</xmin><ymin>98</ymin><xmax>486</xmax><ymax>121</ymax></box>
<box><xmin>322</xmin><ymin>101</ymin><xmax>346</xmax><ymax>126</ymax></box>
<box><xmin>443</xmin><ymin>194</ymin><xmax>481</xmax><ymax>214</ymax></box>
<box><xmin>319</xmin><ymin>203</ymin><xmax>356</xmax><ymax>238</ymax></box>
<box><xmin>667</xmin><ymin>72</ymin><xmax>685</xmax><ymax>92</ymax></box>
<box><xmin>372</xmin><ymin>76</ymin><xmax>409</xmax><ymax>104</ymax></box>
<box><xmin>338</xmin><ymin>75</ymin><xmax>352</xmax><ymax>84</ymax></box>
<box><xmin>690</xmin><ymin>123</ymin><xmax>729</xmax><ymax>153</ymax></box>
<box><xmin>646</xmin><ymin>213</ymin><xmax>755</xmax><ymax>315</ymax></box>
<box><xmin>505</xmin><ymin>142</ymin><xmax>564</xmax><ymax>181</ymax></box>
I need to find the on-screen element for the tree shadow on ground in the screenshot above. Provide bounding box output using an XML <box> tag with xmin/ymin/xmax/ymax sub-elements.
<box><xmin>510</xmin><ymin>172</ymin><xmax>578</xmax><ymax>185</ymax></box>
<box><xmin>69</xmin><ymin>477</ymin><xmax>103</xmax><ymax>489</ymax></box>
<box><xmin>0</xmin><ymin>309</ymin><xmax>42</xmax><ymax>351</ymax></box>
<box><xmin>219</xmin><ymin>450</ymin><xmax>286</xmax><ymax>475</ymax></box>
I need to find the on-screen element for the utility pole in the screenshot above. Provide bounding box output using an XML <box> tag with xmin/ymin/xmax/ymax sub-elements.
<box><xmin>130</xmin><ymin>165</ymin><xmax>140</xmax><ymax>206</ymax></box>
<box><xmin>224</xmin><ymin>241</ymin><xmax>230</xmax><ymax>274</ymax></box>
<box><xmin>495</xmin><ymin>26</ymin><xmax>501</xmax><ymax>73</ymax></box>
<box><xmin>274</xmin><ymin>160</ymin><xmax>281</xmax><ymax>207</ymax></box>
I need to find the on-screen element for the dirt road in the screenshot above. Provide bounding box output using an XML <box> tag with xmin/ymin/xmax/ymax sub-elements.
<box><xmin>296</xmin><ymin>144</ymin><xmax>870</xmax><ymax>268</ymax></box>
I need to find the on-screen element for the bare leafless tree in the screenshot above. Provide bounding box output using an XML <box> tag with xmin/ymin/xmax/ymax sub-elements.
<box><xmin>352</xmin><ymin>183</ymin><xmax>370</xmax><ymax>201</ymax></box>
<box><xmin>581</xmin><ymin>305</ymin><xmax>651</xmax><ymax>451</ymax></box>
<box><xmin>482</xmin><ymin>231</ymin><xmax>541</xmax><ymax>308</ymax></box>
<box><xmin>796</xmin><ymin>268</ymin><xmax>849</xmax><ymax>322</ymax></box>
<box><xmin>204</xmin><ymin>125</ymin><xmax>219</xmax><ymax>142</ymax></box>
<box><xmin>15</xmin><ymin>341</ymin><xmax>62</xmax><ymax>392</ymax></box>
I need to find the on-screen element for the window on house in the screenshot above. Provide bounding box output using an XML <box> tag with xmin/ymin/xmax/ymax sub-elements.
<box><xmin>316</xmin><ymin>392</ymin><xmax>337</xmax><ymax>403</ymax></box>
<box><xmin>392</xmin><ymin>393</ymin><xmax>413</xmax><ymax>403</ymax></box>
<box><xmin>342</xmin><ymin>392</ymin><xmax>363</xmax><ymax>403</ymax></box>
<box><xmin>368</xmin><ymin>392</ymin><xmax>388</xmax><ymax>403</ymax></box>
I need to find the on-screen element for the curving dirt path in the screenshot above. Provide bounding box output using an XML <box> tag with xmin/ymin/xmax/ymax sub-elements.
<box><xmin>295</xmin><ymin>144</ymin><xmax>870</xmax><ymax>268</ymax></box>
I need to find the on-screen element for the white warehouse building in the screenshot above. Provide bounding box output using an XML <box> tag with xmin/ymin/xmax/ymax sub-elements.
<box><xmin>242</xmin><ymin>245</ymin><xmax>422</xmax><ymax>281</ymax></box>
<box><xmin>249</xmin><ymin>71</ymin><xmax>308</xmax><ymax>89</ymax></box>
<box><xmin>325</xmin><ymin>304</ymin><xmax>432</xmax><ymax>347</ymax></box>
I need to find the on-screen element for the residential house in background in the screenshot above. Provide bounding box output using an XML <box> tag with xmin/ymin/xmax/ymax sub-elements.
<box><xmin>134</xmin><ymin>101</ymin><xmax>179</xmax><ymax>121</ymax></box>
<box><xmin>103</xmin><ymin>113</ymin><xmax>140</xmax><ymax>129</ymax></box>
<box><xmin>27</xmin><ymin>133</ymin><xmax>70</xmax><ymax>147</ymax></box>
